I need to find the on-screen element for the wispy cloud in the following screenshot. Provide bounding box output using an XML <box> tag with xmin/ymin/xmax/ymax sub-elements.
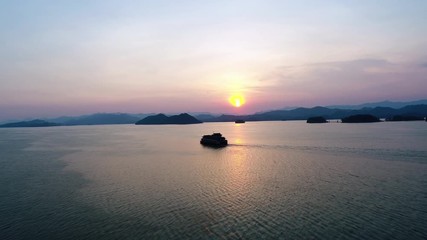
<box><xmin>255</xmin><ymin>58</ymin><xmax>427</xmax><ymax>107</ymax></box>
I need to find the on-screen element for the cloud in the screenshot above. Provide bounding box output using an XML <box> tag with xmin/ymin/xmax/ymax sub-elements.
<box><xmin>256</xmin><ymin>58</ymin><xmax>427</xmax><ymax>106</ymax></box>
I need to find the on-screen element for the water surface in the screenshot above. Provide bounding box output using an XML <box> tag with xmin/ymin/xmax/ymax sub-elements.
<box><xmin>1</xmin><ymin>121</ymin><xmax>426</xmax><ymax>239</ymax></box>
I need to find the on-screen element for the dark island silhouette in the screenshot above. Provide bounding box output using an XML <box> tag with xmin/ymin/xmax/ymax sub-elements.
<box><xmin>135</xmin><ymin>113</ymin><xmax>202</xmax><ymax>125</ymax></box>
<box><xmin>2</xmin><ymin>101</ymin><xmax>427</xmax><ymax>127</ymax></box>
<box><xmin>203</xmin><ymin>104</ymin><xmax>427</xmax><ymax>122</ymax></box>
<box><xmin>0</xmin><ymin>119</ymin><xmax>60</xmax><ymax>128</ymax></box>
<box><xmin>306</xmin><ymin>116</ymin><xmax>328</xmax><ymax>123</ymax></box>
<box><xmin>385</xmin><ymin>115</ymin><xmax>424</xmax><ymax>121</ymax></box>
<box><xmin>341</xmin><ymin>114</ymin><xmax>381</xmax><ymax>123</ymax></box>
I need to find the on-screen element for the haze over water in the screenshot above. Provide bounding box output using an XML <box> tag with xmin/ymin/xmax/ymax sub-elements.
<box><xmin>1</xmin><ymin>121</ymin><xmax>426</xmax><ymax>239</ymax></box>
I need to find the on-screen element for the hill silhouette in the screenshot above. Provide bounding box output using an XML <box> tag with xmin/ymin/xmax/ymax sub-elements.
<box><xmin>62</xmin><ymin>113</ymin><xmax>141</xmax><ymax>125</ymax></box>
<box><xmin>135</xmin><ymin>113</ymin><xmax>202</xmax><ymax>125</ymax></box>
<box><xmin>2</xmin><ymin>102</ymin><xmax>426</xmax><ymax>126</ymax></box>
<box><xmin>342</xmin><ymin>114</ymin><xmax>381</xmax><ymax>123</ymax></box>
<box><xmin>204</xmin><ymin>104</ymin><xmax>427</xmax><ymax>122</ymax></box>
<box><xmin>386</xmin><ymin>115</ymin><xmax>424</xmax><ymax>121</ymax></box>
<box><xmin>327</xmin><ymin>99</ymin><xmax>427</xmax><ymax>109</ymax></box>
<box><xmin>0</xmin><ymin>119</ymin><xmax>60</xmax><ymax>128</ymax></box>
<box><xmin>307</xmin><ymin>116</ymin><xmax>328</xmax><ymax>123</ymax></box>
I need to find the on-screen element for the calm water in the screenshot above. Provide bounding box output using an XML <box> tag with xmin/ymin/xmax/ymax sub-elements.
<box><xmin>1</xmin><ymin>121</ymin><xmax>426</xmax><ymax>239</ymax></box>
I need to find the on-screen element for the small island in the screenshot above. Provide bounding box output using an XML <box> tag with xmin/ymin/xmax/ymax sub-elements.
<box><xmin>135</xmin><ymin>113</ymin><xmax>202</xmax><ymax>125</ymax></box>
<box><xmin>306</xmin><ymin>116</ymin><xmax>328</xmax><ymax>123</ymax></box>
<box><xmin>235</xmin><ymin>119</ymin><xmax>245</xmax><ymax>124</ymax></box>
<box><xmin>386</xmin><ymin>115</ymin><xmax>424</xmax><ymax>121</ymax></box>
<box><xmin>0</xmin><ymin>119</ymin><xmax>60</xmax><ymax>128</ymax></box>
<box><xmin>341</xmin><ymin>114</ymin><xmax>381</xmax><ymax>123</ymax></box>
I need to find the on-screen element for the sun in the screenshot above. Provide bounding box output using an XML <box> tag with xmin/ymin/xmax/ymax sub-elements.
<box><xmin>229</xmin><ymin>94</ymin><xmax>246</xmax><ymax>108</ymax></box>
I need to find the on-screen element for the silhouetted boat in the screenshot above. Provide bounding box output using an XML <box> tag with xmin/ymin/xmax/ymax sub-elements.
<box><xmin>234</xmin><ymin>120</ymin><xmax>245</xmax><ymax>123</ymax></box>
<box><xmin>200</xmin><ymin>133</ymin><xmax>228</xmax><ymax>148</ymax></box>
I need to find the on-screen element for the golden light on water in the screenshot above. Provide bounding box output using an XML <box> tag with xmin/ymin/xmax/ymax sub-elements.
<box><xmin>229</xmin><ymin>94</ymin><xmax>246</xmax><ymax>108</ymax></box>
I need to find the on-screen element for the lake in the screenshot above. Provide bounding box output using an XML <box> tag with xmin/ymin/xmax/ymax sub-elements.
<box><xmin>1</xmin><ymin>121</ymin><xmax>426</xmax><ymax>239</ymax></box>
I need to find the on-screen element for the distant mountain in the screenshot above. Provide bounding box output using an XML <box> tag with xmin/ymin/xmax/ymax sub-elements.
<box><xmin>2</xmin><ymin>99</ymin><xmax>427</xmax><ymax>126</ymax></box>
<box><xmin>61</xmin><ymin>113</ymin><xmax>141</xmax><ymax>125</ymax></box>
<box><xmin>205</xmin><ymin>106</ymin><xmax>345</xmax><ymax>122</ymax></box>
<box><xmin>135</xmin><ymin>113</ymin><xmax>202</xmax><ymax>125</ymax></box>
<box><xmin>0</xmin><ymin>119</ymin><xmax>60</xmax><ymax>128</ymax></box>
<box><xmin>327</xmin><ymin>99</ymin><xmax>427</xmax><ymax>110</ymax></box>
<box><xmin>204</xmin><ymin>104</ymin><xmax>427</xmax><ymax>122</ymax></box>
<box><xmin>194</xmin><ymin>114</ymin><xmax>218</xmax><ymax>121</ymax></box>
<box><xmin>45</xmin><ymin>116</ymin><xmax>80</xmax><ymax>124</ymax></box>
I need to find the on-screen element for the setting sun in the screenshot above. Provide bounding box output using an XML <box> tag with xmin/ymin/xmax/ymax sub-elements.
<box><xmin>229</xmin><ymin>94</ymin><xmax>246</xmax><ymax>108</ymax></box>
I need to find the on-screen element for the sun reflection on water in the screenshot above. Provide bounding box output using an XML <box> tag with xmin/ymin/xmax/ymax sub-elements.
<box><xmin>231</xmin><ymin>122</ymin><xmax>246</xmax><ymax>145</ymax></box>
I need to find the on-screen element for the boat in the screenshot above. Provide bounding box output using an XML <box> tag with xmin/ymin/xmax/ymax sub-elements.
<box><xmin>234</xmin><ymin>119</ymin><xmax>245</xmax><ymax>124</ymax></box>
<box><xmin>200</xmin><ymin>133</ymin><xmax>228</xmax><ymax>147</ymax></box>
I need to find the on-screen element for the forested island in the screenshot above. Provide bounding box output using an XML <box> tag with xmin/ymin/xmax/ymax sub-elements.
<box><xmin>341</xmin><ymin>114</ymin><xmax>381</xmax><ymax>123</ymax></box>
<box><xmin>306</xmin><ymin>116</ymin><xmax>328</xmax><ymax>123</ymax></box>
<box><xmin>135</xmin><ymin>113</ymin><xmax>202</xmax><ymax>125</ymax></box>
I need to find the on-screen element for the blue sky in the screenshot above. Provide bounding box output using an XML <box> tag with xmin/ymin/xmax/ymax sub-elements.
<box><xmin>1</xmin><ymin>0</ymin><xmax>426</xmax><ymax>120</ymax></box>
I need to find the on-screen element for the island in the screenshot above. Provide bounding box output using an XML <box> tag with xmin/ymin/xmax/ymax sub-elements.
<box><xmin>341</xmin><ymin>114</ymin><xmax>381</xmax><ymax>123</ymax></box>
<box><xmin>385</xmin><ymin>115</ymin><xmax>424</xmax><ymax>121</ymax></box>
<box><xmin>135</xmin><ymin>113</ymin><xmax>202</xmax><ymax>125</ymax></box>
<box><xmin>0</xmin><ymin>119</ymin><xmax>61</xmax><ymax>128</ymax></box>
<box><xmin>306</xmin><ymin>116</ymin><xmax>328</xmax><ymax>123</ymax></box>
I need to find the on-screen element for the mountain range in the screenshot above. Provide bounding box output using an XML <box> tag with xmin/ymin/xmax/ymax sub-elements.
<box><xmin>326</xmin><ymin>99</ymin><xmax>427</xmax><ymax>110</ymax></box>
<box><xmin>0</xmin><ymin>120</ymin><xmax>60</xmax><ymax>128</ymax></box>
<box><xmin>46</xmin><ymin>113</ymin><xmax>153</xmax><ymax>125</ymax></box>
<box><xmin>1</xmin><ymin>99</ymin><xmax>426</xmax><ymax>126</ymax></box>
<box><xmin>204</xmin><ymin>104</ymin><xmax>427</xmax><ymax>122</ymax></box>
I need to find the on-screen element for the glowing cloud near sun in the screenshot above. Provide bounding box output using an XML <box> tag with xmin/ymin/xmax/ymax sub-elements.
<box><xmin>229</xmin><ymin>94</ymin><xmax>246</xmax><ymax>108</ymax></box>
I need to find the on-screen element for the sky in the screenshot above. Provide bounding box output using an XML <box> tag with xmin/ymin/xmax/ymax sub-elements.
<box><xmin>1</xmin><ymin>0</ymin><xmax>427</xmax><ymax>120</ymax></box>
